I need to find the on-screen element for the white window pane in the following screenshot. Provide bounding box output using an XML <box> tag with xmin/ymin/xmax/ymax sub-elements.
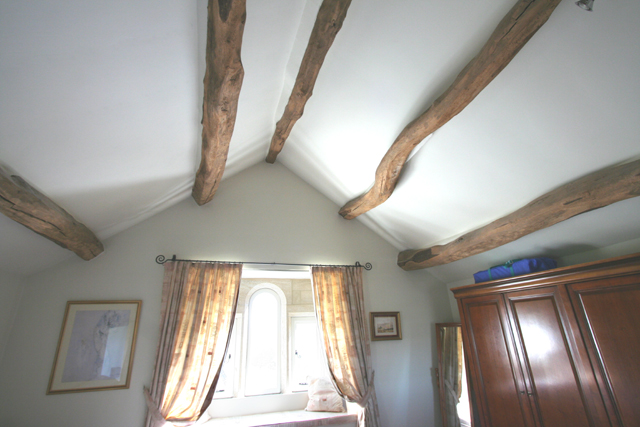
<box><xmin>213</xmin><ymin>316</ymin><xmax>240</xmax><ymax>399</ymax></box>
<box><xmin>214</xmin><ymin>352</ymin><xmax>234</xmax><ymax>397</ymax></box>
<box><xmin>245</xmin><ymin>290</ymin><xmax>280</xmax><ymax>395</ymax></box>
<box><xmin>291</xmin><ymin>316</ymin><xmax>324</xmax><ymax>392</ymax></box>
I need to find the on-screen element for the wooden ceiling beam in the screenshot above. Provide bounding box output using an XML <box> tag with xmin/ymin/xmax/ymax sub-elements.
<box><xmin>339</xmin><ymin>0</ymin><xmax>562</xmax><ymax>219</ymax></box>
<box><xmin>266</xmin><ymin>0</ymin><xmax>352</xmax><ymax>164</ymax></box>
<box><xmin>0</xmin><ymin>168</ymin><xmax>104</xmax><ymax>261</ymax></box>
<box><xmin>192</xmin><ymin>0</ymin><xmax>246</xmax><ymax>206</ymax></box>
<box><xmin>397</xmin><ymin>159</ymin><xmax>640</xmax><ymax>270</ymax></box>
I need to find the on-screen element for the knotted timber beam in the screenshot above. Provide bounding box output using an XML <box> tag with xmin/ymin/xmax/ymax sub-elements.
<box><xmin>192</xmin><ymin>0</ymin><xmax>246</xmax><ymax>206</ymax></box>
<box><xmin>339</xmin><ymin>0</ymin><xmax>562</xmax><ymax>219</ymax></box>
<box><xmin>0</xmin><ymin>168</ymin><xmax>104</xmax><ymax>260</ymax></box>
<box><xmin>398</xmin><ymin>159</ymin><xmax>640</xmax><ymax>270</ymax></box>
<box><xmin>266</xmin><ymin>0</ymin><xmax>352</xmax><ymax>164</ymax></box>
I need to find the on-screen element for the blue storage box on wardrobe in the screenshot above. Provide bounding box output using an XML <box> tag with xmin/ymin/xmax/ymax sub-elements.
<box><xmin>473</xmin><ymin>258</ymin><xmax>557</xmax><ymax>283</ymax></box>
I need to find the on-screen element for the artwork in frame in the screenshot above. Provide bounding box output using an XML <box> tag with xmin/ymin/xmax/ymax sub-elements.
<box><xmin>370</xmin><ymin>312</ymin><xmax>402</xmax><ymax>341</ymax></box>
<box><xmin>47</xmin><ymin>300</ymin><xmax>141</xmax><ymax>394</ymax></box>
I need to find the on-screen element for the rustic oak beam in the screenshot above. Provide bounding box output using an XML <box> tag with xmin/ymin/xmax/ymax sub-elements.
<box><xmin>0</xmin><ymin>168</ymin><xmax>104</xmax><ymax>260</ymax></box>
<box><xmin>192</xmin><ymin>0</ymin><xmax>246</xmax><ymax>206</ymax></box>
<box><xmin>339</xmin><ymin>0</ymin><xmax>562</xmax><ymax>219</ymax></box>
<box><xmin>397</xmin><ymin>159</ymin><xmax>640</xmax><ymax>270</ymax></box>
<box><xmin>266</xmin><ymin>0</ymin><xmax>352</xmax><ymax>164</ymax></box>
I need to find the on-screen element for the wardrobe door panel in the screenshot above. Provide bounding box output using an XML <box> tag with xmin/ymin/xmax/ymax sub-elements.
<box><xmin>569</xmin><ymin>276</ymin><xmax>640</xmax><ymax>427</ymax></box>
<box><xmin>506</xmin><ymin>287</ymin><xmax>606</xmax><ymax>427</ymax></box>
<box><xmin>461</xmin><ymin>294</ymin><xmax>534</xmax><ymax>427</ymax></box>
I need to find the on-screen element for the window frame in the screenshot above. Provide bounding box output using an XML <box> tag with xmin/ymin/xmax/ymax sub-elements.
<box><xmin>240</xmin><ymin>284</ymin><xmax>288</xmax><ymax>397</ymax></box>
<box><xmin>288</xmin><ymin>312</ymin><xmax>324</xmax><ymax>393</ymax></box>
<box><xmin>212</xmin><ymin>278</ymin><xmax>326</xmax><ymax>404</ymax></box>
<box><xmin>213</xmin><ymin>314</ymin><xmax>242</xmax><ymax>399</ymax></box>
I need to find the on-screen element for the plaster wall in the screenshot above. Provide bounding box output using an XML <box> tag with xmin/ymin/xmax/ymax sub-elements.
<box><xmin>0</xmin><ymin>270</ymin><xmax>23</xmax><ymax>365</ymax></box>
<box><xmin>0</xmin><ymin>162</ymin><xmax>452</xmax><ymax>427</ymax></box>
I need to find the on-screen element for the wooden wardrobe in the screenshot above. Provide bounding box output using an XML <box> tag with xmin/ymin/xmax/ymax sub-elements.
<box><xmin>452</xmin><ymin>253</ymin><xmax>640</xmax><ymax>427</ymax></box>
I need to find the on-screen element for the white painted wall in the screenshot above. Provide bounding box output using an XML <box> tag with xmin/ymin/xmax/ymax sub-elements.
<box><xmin>445</xmin><ymin>280</ymin><xmax>467</xmax><ymax>323</ymax></box>
<box><xmin>0</xmin><ymin>162</ymin><xmax>453</xmax><ymax>427</ymax></box>
<box><xmin>0</xmin><ymin>270</ymin><xmax>23</xmax><ymax>365</ymax></box>
<box><xmin>558</xmin><ymin>235</ymin><xmax>640</xmax><ymax>268</ymax></box>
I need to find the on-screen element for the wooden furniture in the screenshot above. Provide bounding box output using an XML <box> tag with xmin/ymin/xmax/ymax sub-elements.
<box><xmin>452</xmin><ymin>253</ymin><xmax>640</xmax><ymax>427</ymax></box>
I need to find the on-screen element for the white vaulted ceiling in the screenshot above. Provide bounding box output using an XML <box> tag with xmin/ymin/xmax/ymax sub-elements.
<box><xmin>1</xmin><ymin>0</ymin><xmax>639</xmax><ymax>280</ymax></box>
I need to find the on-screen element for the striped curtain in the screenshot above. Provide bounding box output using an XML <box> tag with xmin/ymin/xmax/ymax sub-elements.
<box><xmin>312</xmin><ymin>266</ymin><xmax>381</xmax><ymax>427</ymax></box>
<box><xmin>144</xmin><ymin>261</ymin><xmax>242</xmax><ymax>426</ymax></box>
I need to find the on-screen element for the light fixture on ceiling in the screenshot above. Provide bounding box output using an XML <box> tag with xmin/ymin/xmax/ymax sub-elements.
<box><xmin>575</xmin><ymin>0</ymin><xmax>594</xmax><ymax>11</ymax></box>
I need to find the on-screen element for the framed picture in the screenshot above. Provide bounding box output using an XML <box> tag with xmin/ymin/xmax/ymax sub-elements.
<box><xmin>370</xmin><ymin>312</ymin><xmax>402</xmax><ymax>341</ymax></box>
<box><xmin>47</xmin><ymin>300</ymin><xmax>141</xmax><ymax>394</ymax></box>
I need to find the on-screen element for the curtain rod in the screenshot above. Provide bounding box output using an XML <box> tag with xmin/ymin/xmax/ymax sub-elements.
<box><xmin>155</xmin><ymin>255</ymin><xmax>372</xmax><ymax>270</ymax></box>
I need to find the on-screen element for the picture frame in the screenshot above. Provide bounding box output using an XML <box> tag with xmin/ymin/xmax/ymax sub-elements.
<box><xmin>47</xmin><ymin>300</ymin><xmax>141</xmax><ymax>394</ymax></box>
<box><xmin>370</xmin><ymin>312</ymin><xmax>402</xmax><ymax>341</ymax></box>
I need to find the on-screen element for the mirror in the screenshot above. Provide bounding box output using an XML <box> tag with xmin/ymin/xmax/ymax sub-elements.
<box><xmin>436</xmin><ymin>323</ymin><xmax>471</xmax><ymax>427</ymax></box>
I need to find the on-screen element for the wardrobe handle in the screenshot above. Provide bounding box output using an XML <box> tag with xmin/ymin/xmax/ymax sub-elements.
<box><xmin>520</xmin><ymin>391</ymin><xmax>525</xmax><ymax>394</ymax></box>
<box><xmin>527</xmin><ymin>392</ymin><xmax>534</xmax><ymax>396</ymax></box>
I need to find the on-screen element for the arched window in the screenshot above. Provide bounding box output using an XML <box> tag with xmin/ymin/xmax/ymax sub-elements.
<box><xmin>212</xmin><ymin>277</ymin><xmax>325</xmax><ymax>404</ymax></box>
<box><xmin>243</xmin><ymin>285</ymin><xmax>286</xmax><ymax>396</ymax></box>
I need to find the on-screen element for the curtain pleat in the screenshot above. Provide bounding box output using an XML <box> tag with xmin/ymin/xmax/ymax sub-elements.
<box><xmin>144</xmin><ymin>261</ymin><xmax>242</xmax><ymax>427</ymax></box>
<box><xmin>456</xmin><ymin>327</ymin><xmax>463</xmax><ymax>400</ymax></box>
<box><xmin>442</xmin><ymin>327</ymin><xmax>461</xmax><ymax>427</ymax></box>
<box><xmin>312</xmin><ymin>266</ymin><xmax>381</xmax><ymax>427</ymax></box>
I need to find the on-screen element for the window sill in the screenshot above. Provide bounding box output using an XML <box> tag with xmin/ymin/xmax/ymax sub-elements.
<box><xmin>208</xmin><ymin>393</ymin><xmax>310</xmax><ymax>418</ymax></box>
<box><xmin>198</xmin><ymin>410</ymin><xmax>358</xmax><ymax>427</ymax></box>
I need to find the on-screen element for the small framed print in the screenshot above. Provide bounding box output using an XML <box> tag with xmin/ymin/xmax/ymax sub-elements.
<box><xmin>370</xmin><ymin>312</ymin><xmax>402</xmax><ymax>341</ymax></box>
<box><xmin>47</xmin><ymin>300</ymin><xmax>141</xmax><ymax>394</ymax></box>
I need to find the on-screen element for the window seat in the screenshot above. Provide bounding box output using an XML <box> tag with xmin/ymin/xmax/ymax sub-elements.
<box><xmin>199</xmin><ymin>410</ymin><xmax>357</xmax><ymax>427</ymax></box>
